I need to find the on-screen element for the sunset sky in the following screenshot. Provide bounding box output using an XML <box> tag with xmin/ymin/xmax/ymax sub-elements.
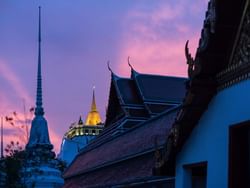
<box><xmin>0</xmin><ymin>0</ymin><xmax>208</xmax><ymax>153</ymax></box>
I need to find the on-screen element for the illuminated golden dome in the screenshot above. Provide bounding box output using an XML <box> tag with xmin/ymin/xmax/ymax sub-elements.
<box><xmin>85</xmin><ymin>88</ymin><xmax>102</xmax><ymax>126</ymax></box>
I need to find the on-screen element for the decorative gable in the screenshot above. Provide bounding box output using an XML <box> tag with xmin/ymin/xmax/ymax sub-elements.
<box><xmin>217</xmin><ymin>4</ymin><xmax>250</xmax><ymax>90</ymax></box>
<box><xmin>105</xmin><ymin>77</ymin><xmax>126</xmax><ymax>126</ymax></box>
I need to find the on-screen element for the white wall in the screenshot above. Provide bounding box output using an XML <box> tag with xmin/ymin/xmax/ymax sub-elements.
<box><xmin>175</xmin><ymin>79</ymin><xmax>250</xmax><ymax>188</ymax></box>
<box><xmin>58</xmin><ymin>135</ymin><xmax>95</xmax><ymax>165</ymax></box>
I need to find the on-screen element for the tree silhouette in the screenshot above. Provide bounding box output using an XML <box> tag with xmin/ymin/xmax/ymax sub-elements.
<box><xmin>4</xmin><ymin>141</ymin><xmax>23</xmax><ymax>157</ymax></box>
<box><xmin>5</xmin><ymin>107</ymin><xmax>34</xmax><ymax>146</ymax></box>
<box><xmin>3</xmin><ymin>141</ymin><xmax>26</xmax><ymax>188</ymax></box>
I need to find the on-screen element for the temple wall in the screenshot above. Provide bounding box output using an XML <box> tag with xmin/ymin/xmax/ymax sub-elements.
<box><xmin>175</xmin><ymin>79</ymin><xmax>250</xmax><ymax>188</ymax></box>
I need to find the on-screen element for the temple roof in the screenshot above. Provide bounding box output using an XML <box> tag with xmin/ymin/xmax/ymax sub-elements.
<box><xmin>63</xmin><ymin>107</ymin><xmax>178</xmax><ymax>187</ymax></box>
<box><xmin>132</xmin><ymin>70</ymin><xmax>187</xmax><ymax>102</ymax></box>
<box><xmin>115</xmin><ymin>77</ymin><xmax>142</xmax><ymax>105</ymax></box>
<box><xmin>105</xmin><ymin>69</ymin><xmax>187</xmax><ymax>126</ymax></box>
<box><xmin>63</xmin><ymin>65</ymin><xmax>186</xmax><ymax>187</ymax></box>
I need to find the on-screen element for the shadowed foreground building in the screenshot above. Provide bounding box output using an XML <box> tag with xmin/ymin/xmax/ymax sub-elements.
<box><xmin>62</xmin><ymin>67</ymin><xmax>187</xmax><ymax>187</ymax></box>
<box><xmin>59</xmin><ymin>89</ymin><xmax>104</xmax><ymax>166</ymax></box>
<box><xmin>154</xmin><ymin>0</ymin><xmax>250</xmax><ymax>188</ymax></box>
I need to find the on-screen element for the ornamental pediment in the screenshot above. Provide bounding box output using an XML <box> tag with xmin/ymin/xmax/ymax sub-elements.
<box><xmin>217</xmin><ymin>4</ymin><xmax>250</xmax><ymax>90</ymax></box>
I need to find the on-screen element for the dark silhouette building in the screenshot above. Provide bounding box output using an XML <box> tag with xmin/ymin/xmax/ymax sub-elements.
<box><xmin>155</xmin><ymin>0</ymin><xmax>250</xmax><ymax>188</ymax></box>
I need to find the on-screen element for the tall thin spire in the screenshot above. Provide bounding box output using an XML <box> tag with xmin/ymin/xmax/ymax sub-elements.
<box><xmin>35</xmin><ymin>6</ymin><xmax>44</xmax><ymax>116</ymax></box>
<box><xmin>26</xmin><ymin>6</ymin><xmax>52</xmax><ymax>149</ymax></box>
<box><xmin>91</xmin><ymin>86</ymin><xmax>97</xmax><ymax>112</ymax></box>
<box><xmin>85</xmin><ymin>87</ymin><xmax>102</xmax><ymax>126</ymax></box>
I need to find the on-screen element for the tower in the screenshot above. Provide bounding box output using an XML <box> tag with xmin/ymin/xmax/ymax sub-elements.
<box><xmin>58</xmin><ymin>88</ymin><xmax>104</xmax><ymax>165</ymax></box>
<box><xmin>23</xmin><ymin>7</ymin><xmax>64</xmax><ymax>188</ymax></box>
<box><xmin>26</xmin><ymin>6</ymin><xmax>52</xmax><ymax>150</ymax></box>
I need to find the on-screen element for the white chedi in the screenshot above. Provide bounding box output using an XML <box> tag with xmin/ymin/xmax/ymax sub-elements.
<box><xmin>23</xmin><ymin>7</ymin><xmax>64</xmax><ymax>188</ymax></box>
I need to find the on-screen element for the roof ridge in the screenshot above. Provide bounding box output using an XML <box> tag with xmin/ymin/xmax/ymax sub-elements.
<box><xmin>135</xmin><ymin>73</ymin><xmax>188</xmax><ymax>79</ymax></box>
<box><xmin>76</xmin><ymin>106</ymin><xmax>180</xmax><ymax>157</ymax></box>
<box><xmin>64</xmin><ymin>144</ymin><xmax>165</xmax><ymax>179</ymax></box>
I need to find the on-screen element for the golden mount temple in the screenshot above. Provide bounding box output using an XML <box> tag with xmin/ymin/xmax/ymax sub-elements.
<box><xmin>59</xmin><ymin>88</ymin><xmax>104</xmax><ymax>165</ymax></box>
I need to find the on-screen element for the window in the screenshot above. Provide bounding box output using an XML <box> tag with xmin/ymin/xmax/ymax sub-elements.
<box><xmin>76</xmin><ymin>129</ymin><xmax>79</xmax><ymax>136</ymax></box>
<box><xmin>229</xmin><ymin>121</ymin><xmax>250</xmax><ymax>188</ymax></box>
<box><xmin>183</xmin><ymin>162</ymin><xmax>207</xmax><ymax>188</ymax></box>
<box><xmin>80</xmin><ymin>128</ymin><xmax>83</xmax><ymax>135</ymax></box>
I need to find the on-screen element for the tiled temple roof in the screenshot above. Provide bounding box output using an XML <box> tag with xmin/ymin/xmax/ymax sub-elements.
<box><xmin>63</xmin><ymin>108</ymin><xmax>178</xmax><ymax>187</ymax></box>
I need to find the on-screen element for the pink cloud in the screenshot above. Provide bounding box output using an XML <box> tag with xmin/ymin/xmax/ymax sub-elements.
<box><xmin>175</xmin><ymin>24</ymin><xmax>190</xmax><ymax>34</ymax></box>
<box><xmin>0</xmin><ymin>59</ymin><xmax>33</xmax><ymax>105</ymax></box>
<box><xmin>117</xmin><ymin>36</ymin><xmax>198</xmax><ymax>77</ymax></box>
<box><xmin>128</xmin><ymin>1</ymin><xmax>185</xmax><ymax>24</ymax></box>
<box><xmin>150</xmin><ymin>3</ymin><xmax>185</xmax><ymax>25</ymax></box>
<box><xmin>0</xmin><ymin>92</ymin><xmax>14</xmax><ymax>115</ymax></box>
<box><xmin>116</xmin><ymin>1</ymin><xmax>200</xmax><ymax>77</ymax></box>
<box><xmin>0</xmin><ymin>59</ymin><xmax>61</xmax><ymax>154</ymax></box>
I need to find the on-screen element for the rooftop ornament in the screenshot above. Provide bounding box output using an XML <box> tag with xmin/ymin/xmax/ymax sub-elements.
<box><xmin>185</xmin><ymin>40</ymin><xmax>201</xmax><ymax>79</ymax></box>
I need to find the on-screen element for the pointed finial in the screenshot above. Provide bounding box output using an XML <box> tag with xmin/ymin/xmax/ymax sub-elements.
<box><xmin>107</xmin><ymin>60</ymin><xmax>121</xmax><ymax>79</ymax></box>
<box><xmin>38</xmin><ymin>6</ymin><xmax>41</xmax><ymax>43</ymax></box>
<box><xmin>35</xmin><ymin>6</ymin><xmax>44</xmax><ymax>116</ymax></box>
<box><xmin>91</xmin><ymin>86</ymin><xmax>97</xmax><ymax>112</ymax></box>
<box><xmin>128</xmin><ymin>56</ymin><xmax>133</xmax><ymax>69</ymax></box>
<box><xmin>107</xmin><ymin>60</ymin><xmax>113</xmax><ymax>73</ymax></box>
<box><xmin>85</xmin><ymin>88</ymin><xmax>102</xmax><ymax>126</ymax></box>
<box><xmin>78</xmin><ymin>116</ymin><xmax>83</xmax><ymax>125</ymax></box>
<box><xmin>185</xmin><ymin>40</ymin><xmax>200</xmax><ymax>78</ymax></box>
<box><xmin>185</xmin><ymin>40</ymin><xmax>194</xmax><ymax>64</ymax></box>
<box><xmin>128</xmin><ymin>56</ymin><xmax>138</xmax><ymax>78</ymax></box>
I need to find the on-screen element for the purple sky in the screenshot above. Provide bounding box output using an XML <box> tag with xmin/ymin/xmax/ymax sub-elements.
<box><xmin>0</xmin><ymin>0</ymin><xmax>208</xmax><ymax>153</ymax></box>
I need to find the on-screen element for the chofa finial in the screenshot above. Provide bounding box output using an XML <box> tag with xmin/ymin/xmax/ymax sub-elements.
<box><xmin>127</xmin><ymin>56</ymin><xmax>134</xmax><ymax>70</ymax></box>
<box><xmin>185</xmin><ymin>40</ymin><xmax>200</xmax><ymax>78</ymax></box>
<box><xmin>107</xmin><ymin>60</ymin><xmax>113</xmax><ymax>73</ymax></box>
